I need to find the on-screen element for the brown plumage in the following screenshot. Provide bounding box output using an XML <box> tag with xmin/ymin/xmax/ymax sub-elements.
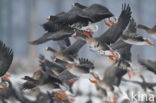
<box><xmin>55</xmin><ymin>58</ymin><xmax>94</xmax><ymax>77</ymax></box>
<box><xmin>120</xmin><ymin>18</ymin><xmax>155</xmax><ymax>46</ymax></box>
<box><xmin>75</xmin><ymin>4</ymin><xmax>131</xmax><ymax>61</ymax></box>
<box><xmin>22</xmin><ymin>69</ymin><xmax>62</xmax><ymax>89</ymax></box>
<box><xmin>46</xmin><ymin>39</ymin><xmax>86</xmax><ymax>62</ymax></box>
<box><xmin>89</xmin><ymin>64</ymin><xmax>127</xmax><ymax>103</ymax></box>
<box><xmin>137</xmin><ymin>24</ymin><xmax>156</xmax><ymax>39</ymax></box>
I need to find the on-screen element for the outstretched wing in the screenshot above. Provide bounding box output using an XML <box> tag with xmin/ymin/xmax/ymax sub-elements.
<box><xmin>78</xmin><ymin>58</ymin><xmax>94</xmax><ymax>69</ymax></box>
<box><xmin>81</xmin><ymin>4</ymin><xmax>114</xmax><ymax>22</ymax></box>
<box><xmin>126</xmin><ymin>18</ymin><xmax>137</xmax><ymax>33</ymax></box>
<box><xmin>29</xmin><ymin>32</ymin><xmax>52</xmax><ymax>45</ymax></box>
<box><xmin>152</xmin><ymin>24</ymin><xmax>156</xmax><ymax>31</ymax></box>
<box><xmin>63</xmin><ymin>39</ymin><xmax>86</xmax><ymax>57</ymax></box>
<box><xmin>96</xmin><ymin>4</ymin><xmax>131</xmax><ymax>45</ymax></box>
<box><xmin>58</xmin><ymin>70</ymin><xmax>78</xmax><ymax>92</ymax></box>
<box><xmin>54</xmin><ymin>7</ymin><xmax>91</xmax><ymax>25</ymax></box>
<box><xmin>57</xmin><ymin>37</ymin><xmax>71</xmax><ymax>50</ymax></box>
<box><xmin>30</xmin><ymin>29</ymin><xmax>74</xmax><ymax>45</ymax></box>
<box><xmin>111</xmin><ymin>40</ymin><xmax>132</xmax><ymax>61</ymax></box>
<box><xmin>22</xmin><ymin>82</ymin><xmax>37</xmax><ymax>89</ymax></box>
<box><xmin>122</xmin><ymin>79</ymin><xmax>142</xmax><ymax>85</ymax></box>
<box><xmin>0</xmin><ymin>41</ymin><xmax>13</xmax><ymax>76</ymax></box>
<box><xmin>42</xmin><ymin>21</ymin><xmax>63</xmax><ymax>32</ymax></box>
<box><xmin>138</xmin><ymin>58</ymin><xmax>156</xmax><ymax>75</ymax></box>
<box><xmin>76</xmin><ymin>58</ymin><xmax>94</xmax><ymax>72</ymax></box>
<box><xmin>103</xmin><ymin>65</ymin><xmax>127</xmax><ymax>86</ymax></box>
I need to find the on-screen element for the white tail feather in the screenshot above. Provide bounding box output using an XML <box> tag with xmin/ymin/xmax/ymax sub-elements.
<box><xmin>81</xmin><ymin>24</ymin><xmax>99</xmax><ymax>32</ymax></box>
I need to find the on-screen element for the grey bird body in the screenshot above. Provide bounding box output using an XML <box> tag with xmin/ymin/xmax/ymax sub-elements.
<box><xmin>55</xmin><ymin>58</ymin><xmax>94</xmax><ymax>77</ymax></box>
<box><xmin>76</xmin><ymin>4</ymin><xmax>131</xmax><ymax>59</ymax></box>
<box><xmin>137</xmin><ymin>24</ymin><xmax>156</xmax><ymax>39</ymax></box>
<box><xmin>46</xmin><ymin>39</ymin><xmax>86</xmax><ymax>62</ymax></box>
<box><xmin>0</xmin><ymin>41</ymin><xmax>13</xmax><ymax>77</ymax></box>
<box><xmin>121</xmin><ymin>18</ymin><xmax>155</xmax><ymax>46</ymax></box>
<box><xmin>138</xmin><ymin>58</ymin><xmax>156</xmax><ymax>75</ymax></box>
<box><xmin>48</xmin><ymin>3</ymin><xmax>114</xmax><ymax>30</ymax></box>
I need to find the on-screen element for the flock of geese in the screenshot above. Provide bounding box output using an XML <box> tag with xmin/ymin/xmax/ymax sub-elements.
<box><xmin>0</xmin><ymin>2</ymin><xmax>156</xmax><ymax>103</ymax></box>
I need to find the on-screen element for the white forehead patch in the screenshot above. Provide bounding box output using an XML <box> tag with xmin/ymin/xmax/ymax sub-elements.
<box><xmin>47</xmin><ymin>16</ymin><xmax>50</xmax><ymax>19</ymax></box>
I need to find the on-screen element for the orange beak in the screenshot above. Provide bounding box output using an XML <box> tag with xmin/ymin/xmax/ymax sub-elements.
<box><xmin>4</xmin><ymin>74</ymin><xmax>10</xmax><ymax>78</ymax></box>
<box><xmin>45</xmin><ymin>16</ymin><xmax>50</xmax><ymax>20</ymax></box>
<box><xmin>21</xmin><ymin>77</ymin><xmax>25</xmax><ymax>80</ymax></box>
<box><xmin>44</xmin><ymin>47</ymin><xmax>49</xmax><ymax>51</ymax></box>
<box><xmin>71</xmin><ymin>4</ymin><xmax>74</xmax><ymax>8</ymax></box>
<box><xmin>72</xmin><ymin>33</ymin><xmax>77</xmax><ymax>39</ymax></box>
<box><xmin>3</xmin><ymin>77</ymin><xmax>9</xmax><ymax>81</ymax></box>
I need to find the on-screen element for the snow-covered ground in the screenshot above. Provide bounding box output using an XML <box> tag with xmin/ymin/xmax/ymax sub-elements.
<box><xmin>1</xmin><ymin>57</ymin><xmax>155</xmax><ymax>103</ymax></box>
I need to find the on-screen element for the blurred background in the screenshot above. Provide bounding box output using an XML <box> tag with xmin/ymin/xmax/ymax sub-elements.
<box><xmin>0</xmin><ymin>0</ymin><xmax>156</xmax><ymax>72</ymax></box>
<box><xmin>1</xmin><ymin>0</ymin><xmax>156</xmax><ymax>103</ymax></box>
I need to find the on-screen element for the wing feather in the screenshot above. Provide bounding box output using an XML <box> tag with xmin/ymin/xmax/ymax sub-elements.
<box><xmin>0</xmin><ymin>41</ymin><xmax>13</xmax><ymax>76</ymax></box>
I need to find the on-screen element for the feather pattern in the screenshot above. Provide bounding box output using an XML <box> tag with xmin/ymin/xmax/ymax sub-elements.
<box><xmin>0</xmin><ymin>41</ymin><xmax>13</xmax><ymax>77</ymax></box>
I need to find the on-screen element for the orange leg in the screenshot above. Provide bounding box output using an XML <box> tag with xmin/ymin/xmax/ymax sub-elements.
<box><xmin>108</xmin><ymin>18</ymin><xmax>115</xmax><ymax>25</ymax></box>
<box><xmin>89</xmin><ymin>79</ymin><xmax>97</xmax><ymax>84</ymax></box>
<box><xmin>68</xmin><ymin>79</ymin><xmax>75</xmax><ymax>83</ymax></box>
<box><xmin>54</xmin><ymin>92</ymin><xmax>58</xmax><ymax>100</ymax></box>
<box><xmin>105</xmin><ymin>96</ymin><xmax>110</xmax><ymax>103</ymax></box>
<box><xmin>104</xmin><ymin>20</ymin><xmax>111</xmax><ymax>28</ymax></box>
<box><xmin>90</xmin><ymin>72</ymin><xmax>100</xmax><ymax>81</ymax></box>
<box><xmin>130</xmin><ymin>66</ymin><xmax>136</xmax><ymax>76</ymax></box>
<box><xmin>105</xmin><ymin>98</ymin><xmax>109</xmax><ymax>103</ymax></box>
<box><xmin>107</xmin><ymin>97</ymin><xmax>111</xmax><ymax>103</ymax></box>
<box><xmin>88</xmin><ymin>28</ymin><xmax>94</xmax><ymax>34</ymax></box>
<box><xmin>127</xmin><ymin>71</ymin><xmax>131</xmax><ymax>79</ymax></box>
<box><xmin>107</xmin><ymin>56</ymin><xmax>115</xmax><ymax>62</ymax></box>
<box><xmin>110</xmin><ymin>50</ymin><xmax>119</xmax><ymax>60</ymax></box>
<box><xmin>113</xmin><ymin>93</ymin><xmax>116</xmax><ymax>103</ymax></box>
<box><xmin>54</xmin><ymin>92</ymin><xmax>65</xmax><ymax>101</ymax></box>
<box><xmin>60</xmin><ymin>88</ymin><xmax>72</xmax><ymax>103</ymax></box>
<box><xmin>83</xmin><ymin>31</ymin><xmax>90</xmax><ymax>37</ymax></box>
